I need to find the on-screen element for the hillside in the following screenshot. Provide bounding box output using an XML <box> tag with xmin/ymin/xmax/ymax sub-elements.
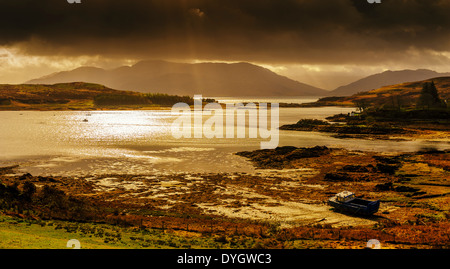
<box><xmin>27</xmin><ymin>60</ymin><xmax>328</xmax><ymax>97</ymax></box>
<box><xmin>0</xmin><ymin>82</ymin><xmax>191</xmax><ymax>110</ymax></box>
<box><xmin>310</xmin><ymin>77</ymin><xmax>450</xmax><ymax>108</ymax></box>
<box><xmin>329</xmin><ymin>69</ymin><xmax>450</xmax><ymax>96</ymax></box>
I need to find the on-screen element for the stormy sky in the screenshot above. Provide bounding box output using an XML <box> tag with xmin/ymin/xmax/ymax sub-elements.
<box><xmin>1</xmin><ymin>0</ymin><xmax>450</xmax><ymax>89</ymax></box>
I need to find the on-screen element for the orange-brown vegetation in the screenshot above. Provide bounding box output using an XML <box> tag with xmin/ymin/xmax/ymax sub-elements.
<box><xmin>1</xmin><ymin>146</ymin><xmax>448</xmax><ymax>249</ymax></box>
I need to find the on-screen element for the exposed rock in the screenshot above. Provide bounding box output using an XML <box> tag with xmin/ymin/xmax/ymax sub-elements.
<box><xmin>375</xmin><ymin>182</ymin><xmax>423</xmax><ymax>194</ymax></box>
<box><xmin>236</xmin><ymin>146</ymin><xmax>330</xmax><ymax>169</ymax></box>
<box><xmin>324</xmin><ymin>172</ymin><xmax>369</xmax><ymax>182</ymax></box>
<box><xmin>0</xmin><ymin>165</ymin><xmax>19</xmax><ymax>175</ymax></box>
<box><xmin>394</xmin><ymin>185</ymin><xmax>421</xmax><ymax>193</ymax></box>
<box><xmin>375</xmin><ymin>182</ymin><xmax>394</xmax><ymax>191</ymax></box>
<box><xmin>341</xmin><ymin>165</ymin><xmax>371</xmax><ymax>172</ymax></box>
<box><xmin>18</xmin><ymin>173</ymin><xmax>32</xmax><ymax>180</ymax></box>
<box><xmin>376</xmin><ymin>163</ymin><xmax>400</xmax><ymax>175</ymax></box>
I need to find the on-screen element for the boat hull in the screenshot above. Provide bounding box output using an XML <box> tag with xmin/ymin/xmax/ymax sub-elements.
<box><xmin>328</xmin><ymin>197</ymin><xmax>380</xmax><ymax>216</ymax></box>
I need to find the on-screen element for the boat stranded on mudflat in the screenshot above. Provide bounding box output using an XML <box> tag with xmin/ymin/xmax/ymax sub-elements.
<box><xmin>328</xmin><ymin>191</ymin><xmax>380</xmax><ymax>216</ymax></box>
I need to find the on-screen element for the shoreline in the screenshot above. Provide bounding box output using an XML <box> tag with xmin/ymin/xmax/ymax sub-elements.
<box><xmin>280</xmin><ymin>110</ymin><xmax>450</xmax><ymax>142</ymax></box>
<box><xmin>1</xmin><ymin>145</ymin><xmax>448</xmax><ymax>249</ymax></box>
<box><xmin>0</xmin><ymin>104</ymin><xmax>174</xmax><ymax>111</ymax></box>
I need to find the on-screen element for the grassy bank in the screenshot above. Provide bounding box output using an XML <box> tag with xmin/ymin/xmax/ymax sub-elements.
<box><xmin>0</xmin><ymin>214</ymin><xmax>238</xmax><ymax>249</ymax></box>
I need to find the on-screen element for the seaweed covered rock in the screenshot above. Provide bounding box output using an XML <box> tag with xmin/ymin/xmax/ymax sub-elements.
<box><xmin>375</xmin><ymin>182</ymin><xmax>423</xmax><ymax>195</ymax></box>
<box><xmin>375</xmin><ymin>182</ymin><xmax>394</xmax><ymax>191</ymax></box>
<box><xmin>324</xmin><ymin>172</ymin><xmax>350</xmax><ymax>181</ymax></box>
<box><xmin>341</xmin><ymin>165</ymin><xmax>371</xmax><ymax>172</ymax></box>
<box><xmin>236</xmin><ymin>146</ymin><xmax>330</xmax><ymax>169</ymax></box>
<box><xmin>279</xmin><ymin>119</ymin><xmax>329</xmax><ymax>131</ymax></box>
<box><xmin>376</xmin><ymin>163</ymin><xmax>400</xmax><ymax>174</ymax></box>
<box><xmin>285</xmin><ymin>146</ymin><xmax>330</xmax><ymax>160</ymax></box>
<box><xmin>373</xmin><ymin>155</ymin><xmax>401</xmax><ymax>165</ymax></box>
<box><xmin>373</xmin><ymin>155</ymin><xmax>401</xmax><ymax>174</ymax></box>
<box><xmin>18</xmin><ymin>173</ymin><xmax>32</xmax><ymax>180</ymax></box>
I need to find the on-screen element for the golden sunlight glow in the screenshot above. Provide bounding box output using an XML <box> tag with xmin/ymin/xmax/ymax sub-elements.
<box><xmin>0</xmin><ymin>47</ymin><xmax>139</xmax><ymax>84</ymax></box>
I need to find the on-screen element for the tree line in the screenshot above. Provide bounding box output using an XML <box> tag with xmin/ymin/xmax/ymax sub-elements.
<box><xmin>93</xmin><ymin>93</ymin><xmax>195</xmax><ymax>106</ymax></box>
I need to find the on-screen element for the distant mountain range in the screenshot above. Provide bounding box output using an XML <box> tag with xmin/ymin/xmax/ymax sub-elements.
<box><xmin>329</xmin><ymin>69</ymin><xmax>450</xmax><ymax>96</ymax></box>
<box><xmin>27</xmin><ymin>62</ymin><xmax>450</xmax><ymax>98</ymax></box>
<box><xmin>28</xmin><ymin>60</ymin><xmax>328</xmax><ymax>97</ymax></box>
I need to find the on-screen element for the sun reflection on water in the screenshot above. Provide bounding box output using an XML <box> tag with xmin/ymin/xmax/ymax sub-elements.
<box><xmin>66</xmin><ymin>111</ymin><xmax>173</xmax><ymax>144</ymax></box>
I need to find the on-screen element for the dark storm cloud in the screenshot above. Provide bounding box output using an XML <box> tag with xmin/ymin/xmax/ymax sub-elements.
<box><xmin>1</xmin><ymin>0</ymin><xmax>450</xmax><ymax>64</ymax></box>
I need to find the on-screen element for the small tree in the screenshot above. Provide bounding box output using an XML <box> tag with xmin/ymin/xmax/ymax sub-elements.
<box><xmin>417</xmin><ymin>81</ymin><xmax>441</xmax><ymax>109</ymax></box>
<box><xmin>427</xmin><ymin>81</ymin><xmax>441</xmax><ymax>103</ymax></box>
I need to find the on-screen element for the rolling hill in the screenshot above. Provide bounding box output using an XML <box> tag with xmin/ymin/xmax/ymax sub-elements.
<box><xmin>329</xmin><ymin>69</ymin><xmax>450</xmax><ymax>97</ymax></box>
<box><xmin>312</xmin><ymin>76</ymin><xmax>450</xmax><ymax>108</ymax></box>
<box><xmin>0</xmin><ymin>82</ymin><xmax>192</xmax><ymax>110</ymax></box>
<box><xmin>27</xmin><ymin>60</ymin><xmax>328</xmax><ymax>97</ymax></box>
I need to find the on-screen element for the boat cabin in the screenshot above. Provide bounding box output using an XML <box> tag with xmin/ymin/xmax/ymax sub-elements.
<box><xmin>335</xmin><ymin>191</ymin><xmax>355</xmax><ymax>203</ymax></box>
<box><xmin>329</xmin><ymin>191</ymin><xmax>380</xmax><ymax>216</ymax></box>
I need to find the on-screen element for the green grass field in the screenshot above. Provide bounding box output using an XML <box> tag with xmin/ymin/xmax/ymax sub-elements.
<box><xmin>0</xmin><ymin>214</ymin><xmax>235</xmax><ymax>249</ymax></box>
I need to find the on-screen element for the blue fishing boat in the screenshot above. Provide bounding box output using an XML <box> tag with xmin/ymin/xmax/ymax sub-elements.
<box><xmin>328</xmin><ymin>191</ymin><xmax>380</xmax><ymax>216</ymax></box>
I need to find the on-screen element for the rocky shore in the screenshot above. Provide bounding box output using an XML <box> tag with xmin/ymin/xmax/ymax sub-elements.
<box><xmin>280</xmin><ymin>109</ymin><xmax>450</xmax><ymax>141</ymax></box>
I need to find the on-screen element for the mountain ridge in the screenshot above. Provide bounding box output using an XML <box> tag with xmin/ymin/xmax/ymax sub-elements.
<box><xmin>27</xmin><ymin>60</ymin><xmax>328</xmax><ymax>97</ymax></box>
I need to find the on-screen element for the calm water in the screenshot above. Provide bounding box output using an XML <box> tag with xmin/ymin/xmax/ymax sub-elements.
<box><xmin>0</xmin><ymin>98</ymin><xmax>448</xmax><ymax>176</ymax></box>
